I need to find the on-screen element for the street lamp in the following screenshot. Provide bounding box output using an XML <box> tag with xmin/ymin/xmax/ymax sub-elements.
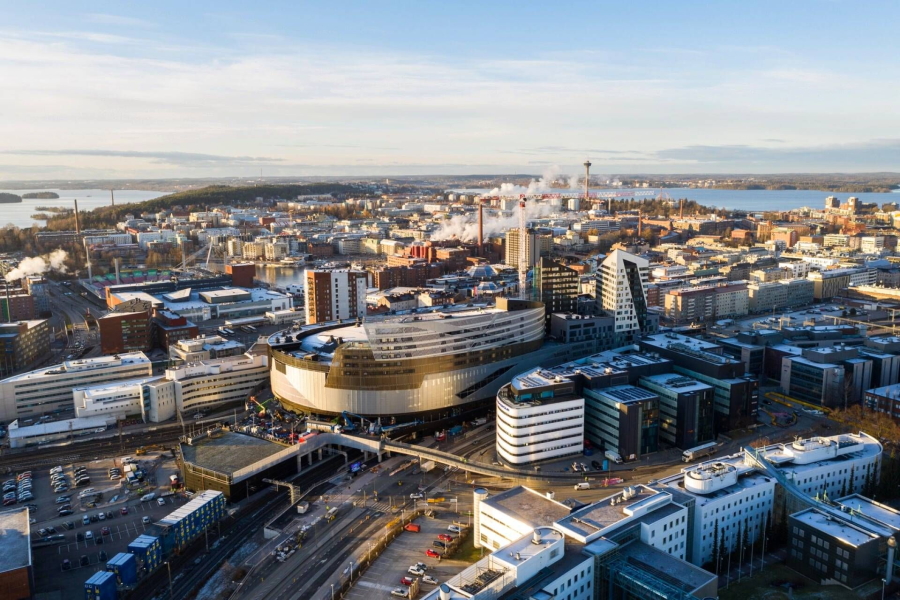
<box><xmin>164</xmin><ymin>561</ymin><xmax>173</xmax><ymax>599</ymax></box>
<box><xmin>331</xmin><ymin>583</ymin><xmax>335</xmax><ymax>600</ymax></box>
<box><xmin>349</xmin><ymin>560</ymin><xmax>354</xmax><ymax>581</ymax></box>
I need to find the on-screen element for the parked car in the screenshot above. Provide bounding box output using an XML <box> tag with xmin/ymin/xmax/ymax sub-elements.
<box><xmin>400</xmin><ymin>577</ymin><xmax>414</xmax><ymax>586</ymax></box>
<box><xmin>157</xmin><ymin>497</ymin><xmax>166</xmax><ymax>506</ymax></box>
<box><xmin>390</xmin><ymin>589</ymin><xmax>409</xmax><ymax>598</ymax></box>
<box><xmin>82</xmin><ymin>516</ymin><xmax>90</xmax><ymax>526</ymax></box>
<box><xmin>84</xmin><ymin>531</ymin><xmax>93</xmax><ymax>540</ymax></box>
<box><xmin>142</xmin><ymin>516</ymin><xmax>152</xmax><ymax>525</ymax></box>
<box><xmin>101</xmin><ymin>527</ymin><xmax>110</xmax><ymax>536</ymax></box>
<box><xmin>422</xmin><ymin>575</ymin><xmax>439</xmax><ymax>585</ymax></box>
<box><xmin>407</xmin><ymin>566</ymin><xmax>425</xmax><ymax>576</ymax></box>
<box><xmin>425</xmin><ymin>549</ymin><xmax>442</xmax><ymax>558</ymax></box>
<box><xmin>404</xmin><ymin>523</ymin><xmax>421</xmax><ymax>532</ymax></box>
<box><xmin>432</xmin><ymin>540</ymin><xmax>446</xmax><ymax>549</ymax></box>
<box><xmin>591</xmin><ymin>460</ymin><xmax>602</xmax><ymax>470</ymax></box>
<box><xmin>120</xmin><ymin>507</ymin><xmax>129</xmax><ymax>515</ymax></box>
<box><xmin>56</xmin><ymin>496</ymin><xmax>70</xmax><ymax>504</ymax></box>
<box><xmin>58</xmin><ymin>509</ymin><xmax>73</xmax><ymax>516</ymax></box>
<box><xmin>77</xmin><ymin>533</ymin><xmax>84</xmax><ymax>542</ymax></box>
<box><xmin>98</xmin><ymin>550</ymin><xmax>108</xmax><ymax>562</ymax></box>
<box><xmin>447</xmin><ymin>525</ymin><xmax>462</xmax><ymax>533</ymax></box>
<box><xmin>79</xmin><ymin>555</ymin><xmax>89</xmax><ymax>567</ymax></box>
<box><xmin>409</xmin><ymin>493</ymin><xmax>423</xmax><ymax>500</ymax></box>
<box><xmin>62</xmin><ymin>559</ymin><xmax>71</xmax><ymax>570</ymax></box>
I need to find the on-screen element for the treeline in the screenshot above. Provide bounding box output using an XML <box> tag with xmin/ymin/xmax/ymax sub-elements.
<box><xmin>43</xmin><ymin>183</ymin><xmax>363</xmax><ymax>231</ymax></box>
<box><xmin>714</xmin><ymin>182</ymin><xmax>899</xmax><ymax>193</ymax></box>
<box><xmin>22</xmin><ymin>192</ymin><xmax>60</xmax><ymax>199</ymax></box>
<box><xmin>0</xmin><ymin>193</ymin><xmax>22</xmax><ymax>203</ymax></box>
<box><xmin>607</xmin><ymin>198</ymin><xmax>725</xmax><ymax>217</ymax></box>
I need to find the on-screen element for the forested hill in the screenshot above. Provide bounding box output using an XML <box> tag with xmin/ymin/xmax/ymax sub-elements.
<box><xmin>44</xmin><ymin>183</ymin><xmax>362</xmax><ymax>231</ymax></box>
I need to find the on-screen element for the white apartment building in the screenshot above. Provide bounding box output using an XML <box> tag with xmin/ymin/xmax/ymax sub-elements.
<box><xmin>495</xmin><ymin>369</ymin><xmax>585</xmax><ymax>465</ymax></box>
<box><xmin>861</xmin><ymin>236</ymin><xmax>886</xmax><ymax>254</ymax></box>
<box><xmin>264</xmin><ymin>241</ymin><xmax>289</xmax><ymax>261</ymax></box>
<box><xmin>0</xmin><ymin>352</ymin><xmax>153</xmax><ymax>422</ymax></box>
<box><xmin>823</xmin><ymin>234</ymin><xmax>850</xmax><ymax>248</ymax></box>
<box><xmin>656</xmin><ymin>455</ymin><xmax>777</xmax><ymax>566</ymax></box>
<box><xmin>135</xmin><ymin>230</ymin><xmax>176</xmax><ymax>250</ymax></box>
<box><xmin>599</xmin><ymin>250</ymin><xmax>650</xmax><ymax>337</ymax></box>
<box><xmin>779</xmin><ymin>261</ymin><xmax>810</xmax><ymax>279</ymax></box>
<box><xmin>168</xmin><ymin>335</ymin><xmax>246</xmax><ymax>364</ymax></box>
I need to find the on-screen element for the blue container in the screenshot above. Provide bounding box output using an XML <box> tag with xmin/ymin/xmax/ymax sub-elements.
<box><xmin>583</xmin><ymin>448</ymin><xmax>594</xmax><ymax>456</ymax></box>
<box><xmin>602</xmin><ymin>459</ymin><xmax>609</xmax><ymax>471</ymax></box>
<box><xmin>156</xmin><ymin>491</ymin><xmax>226</xmax><ymax>551</ymax></box>
<box><xmin>128</xmin><ymin>535</ymin><xmax>163</xmax><ymax>572</ymax></box>
<box><xmin>107</xmin><ymin>552</ymin><xmax>138</xmax><ymax>585</ymax></box>
<box><xmin>448</xmin><ymin>425</ymin><xmax>463</xmax><ymax>436</ymax></box>
<box><xmin>84</xmin><ymin>570</ymin><xmax>118</xmax><ymax>600</ymax></box>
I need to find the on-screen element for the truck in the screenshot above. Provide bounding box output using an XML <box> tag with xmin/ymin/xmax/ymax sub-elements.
<box><xmin>471</xmin><ymin>417</ymin><xmax>487</xmax><ymax>427</ymax></box>
<box><xmin>448</xmin><ymin>425</ymin><xmax>464</xmax><ymax>436</ymax></box>
<box><xmin>682</xmin><ymin>441</ymin><xmax>718</xmax><ymax>462</ymax></box>
<box><xmin>604</xmin><ymin>450</ymin><xmax>623</xmax><ymax>464</ymax></box>
<box><xmin>296</xmin><ymin>501</ymin><xmax>309</xmax><ymax>514</ymax></box>
<box><xmin>421</xmin><ymin>460</ymin><xmax>436</xmax><ymax>473</ymax></box>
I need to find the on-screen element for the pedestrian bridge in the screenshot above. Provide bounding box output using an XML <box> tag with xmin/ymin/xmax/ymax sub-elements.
<box><xmin>298</xmin><ymin>432</ymin><xmax>594</xmax><ymax>482</ymax></box>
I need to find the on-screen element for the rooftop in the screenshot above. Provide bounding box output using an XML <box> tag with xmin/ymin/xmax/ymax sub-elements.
<box><xmin>0</xmin><ymin>507</ymin><xmax>30</xmax><ymax>574</ymax></box>
<box><xmin>3</xmin><ymin>351</ymin><xmax>151</xmax><ymax>383</ymax></box>
<box><xmin>180</xmin><ymin>431</ymin><xmax>286</xmax><ymax>475</ymax></box>
<box><xmin>640</xmin><ymin>373</ymin><xmax>712</xmax><ymax>394</ymax></box>
<box><xmin>793</xmin><ymin>508</ymin><xmax>880</xmax><ymax>547</ymax></box>
<box><xmin>481</xmin><ymin>487</ymin><xmax>572</xmax><ymax>529</ymax></box>
<box><xmin>9</xmin><ymin>415</ymin><xmax>110</xmax><ymax>438</ymax></box>
<box><xmin>555</xmin><ymin>485</ymin><xmax>673</xmax><ymax>541</ymax></box>
<box><xmin>592</xmin><ymin>385</ymin><xmax>657</xmax><ymax>405</ymax></box>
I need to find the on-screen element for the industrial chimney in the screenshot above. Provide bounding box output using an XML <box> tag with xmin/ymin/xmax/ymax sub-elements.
<box><xmin>478</xmin><ymin>200</ymin><xmax>484</xmax><ymax>256</ymax></box>
<box><xmin>74</xmin><ymin>199</ymin><xmax>81</xmax><ymax>235</ymax></box>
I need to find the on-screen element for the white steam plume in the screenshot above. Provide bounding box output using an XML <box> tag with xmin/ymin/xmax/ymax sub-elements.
<box><xmin>487</xmin><ymin>165</ymin><xmax>573</xmax><ymax>197</ymax></box>
<box><xmin>431</xmin><ymin>201</ymin><xmax>555</xmax><ymax>243</ymax></box>
<box><xmin>5</xmin><ymin>249</ymin><xmax>68</xmax><ymax>281</ymax></box>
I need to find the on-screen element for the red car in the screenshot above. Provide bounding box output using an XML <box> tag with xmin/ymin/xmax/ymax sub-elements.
<box><xmin>120</xmin><ymin>507</ymin><xmax>128</xmax><ymax>515</ymax></box>
<box><xmin>438</xmin><ymin>534</ymin><xmax>454</xmax><ymax>542</ymax></box>
<box><xmin>101</xmin><ymin>527</ymin><xmax>110</xmax><ymax>536</ymax></box>
<box><xmin>425</xmin><ymin>549</ymin><xmax>442</xmax><ymax>558</ymax></box>
<box><xmin>400</xmin><ymin>577</ymin><xmax>414</xmax><ymax>586</ymax></box>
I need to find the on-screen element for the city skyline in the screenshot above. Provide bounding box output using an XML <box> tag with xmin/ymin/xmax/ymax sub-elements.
<box><xmin>2</xmin><ymin>1</ymin><xmax>900</xmax><ymax>179</ymax></box>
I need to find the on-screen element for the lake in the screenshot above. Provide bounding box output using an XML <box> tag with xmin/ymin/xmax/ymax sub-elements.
<box><xmin>450</xmin><ymin>187</ymin><xmax>900</xmax><ymax>212</ymax></box>
<box><xmin>208</xmin><ymin>262</ymin><xmax>307</xmax><ymax>289</ymax></box>
<box><xmin>0</xmin><ymin>188</ymin><xmax>169</xmax><ymax>228</ymax></box>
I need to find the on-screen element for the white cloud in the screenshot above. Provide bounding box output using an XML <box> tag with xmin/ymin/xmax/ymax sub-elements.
<box><xmin>0</xmin><ymin>30</ymin><xmax>898</xmax><ymax>178</ymax></box>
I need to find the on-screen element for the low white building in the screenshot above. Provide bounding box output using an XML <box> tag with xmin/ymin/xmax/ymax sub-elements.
<box><xmin>8</xmin><ymin>415</ymin><xmax>112</xmax><ymax>448</ymax></box>
<box><xmin>73</xmin><ymin>376</ymin><xmax>171</xmax><ymax>422</ymax></box>
<box><xmin>473</xmin><ymin>486</ymin><xmax>572</xmax><ymax>551</ymax></box>
<box><xmin>0</xmin><ymin>352</ymin><xmax>153</xmax><ymax>422</ymax></box>
<box><xmin>168</xmin><ymin>335</ymin><xmax>246</xmax><ymax>364</ymax></box>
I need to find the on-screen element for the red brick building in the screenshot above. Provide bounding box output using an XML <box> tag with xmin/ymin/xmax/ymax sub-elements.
<box><xmin>98</xmin><ymin>310</ymin><xmax>152</xmax><ymax>354</ymax></box>
<box><xmin>226</xmin><ymin>262</ymin><xmax>256</xmax><ymax>288</ymax></box>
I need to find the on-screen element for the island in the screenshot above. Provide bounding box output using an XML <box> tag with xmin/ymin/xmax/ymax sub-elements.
<box><xmin>0</xmin><ymin>193</ymin><xmax>22</xmax><ymax>203</ymax></box>
<box><xmin>22</xmin><ymin>192</ymin><xmax>60</xmax><ymax>199</ymax></box>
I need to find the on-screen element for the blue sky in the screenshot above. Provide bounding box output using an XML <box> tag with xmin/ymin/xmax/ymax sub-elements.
<box><xmin>2</xmin><ymin>1</ymin><xmax>899</xmax><ymax>179</ymax></box>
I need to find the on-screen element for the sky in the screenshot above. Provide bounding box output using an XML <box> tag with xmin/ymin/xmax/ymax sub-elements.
<box><xmin>2</xmin><ymin>1</ymin><xmax>900</xmax><ymax>180</ymax></box>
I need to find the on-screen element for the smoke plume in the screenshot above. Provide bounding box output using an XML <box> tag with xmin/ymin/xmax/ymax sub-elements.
<box><xmin>5</xmin><ymin>249</ymin><xmax>68</xmax><ymax>281</ymax></box>
<box><xmin>487</xmin><ymin>165</ymin><xmax>570</xmax><ymax>197</ymax></box>
<box><xmin>431</xmin><ymin>201</ymin><xmax>555</xmax><ymax>243</ymax></box>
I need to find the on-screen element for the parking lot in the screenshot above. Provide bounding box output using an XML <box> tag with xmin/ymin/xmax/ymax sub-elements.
<box><xmin>16</xmin><ymin>451</ymin><xmax>184</xmax><ymax>600</ymax></box>
<box><xmin>343</xmin><ymin>510</ymin><xmax>470</xmax><ymax>600</ymax></box>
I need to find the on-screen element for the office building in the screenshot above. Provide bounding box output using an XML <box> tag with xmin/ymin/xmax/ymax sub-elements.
<box><xmin>166</xmin><ymin>353</ymin><xmax>268</xmax><ymax>417</ymax></box>
<box><xmin>304</xmin><ymin>268</ymin><xmax>367</xmax><ymax>324</ymax></box>
<box><xmin>655</xmin><ymin>454</ymin><xmax>777</xmax><ymax>567</ymax></box>
<box><xmin>781</xmin><ymin>346</ymin><xmax>872</xmax><ymax>408</ymax></box>
<box><xmin>24</xmin><ymin>276</ymin><xmax>50</xmax><ymax>315</ymax></box>
<box><xmin>73</xmin><ymin>376</ymin><xmax>172</xmax><ymax>422</ymax></box>
<box><xmin>0</xmin><ymin>507</ymin><xmax>33</xmax><ymax>600</ymax></box>
<box><xmin>495</xmin><ymin>368</ymin><xmax>584</xmax><ymax>465</ymax></box>
<box><xmin>473</xmin><ymin>486</ymin><xmax>572</xmax><ymax>550</ymax></box>
<box><xmin>0</xmin><ymin>352</ymin><xmax>152</xmax><ymax>422</ymax></box>
<box><xmin>98</xmin><ymin>310</ymin><xmax>152</xmax><ymax>354</ymax></box>
<box><xmin>640</xmin><ymin>332</ymin><xmax>758</xmax><ymax>432</ymax></box>
<box><xmin>532</xmin><ymin>257</ymin><xmax>578</xmax><ymax>329</ymax></box>
<box><xmin>787</xmin><ymin>495</ymin><xmax>900</xmax><ymax>589</ymax></box>
<box><xmin>153</xmin><ymin>310</ymin><xmax>200</xmax><ymax>350</ymax></box>
<box><xmin>664</xmin><ymin>282</ymin><xmax>749</xmax><ymax>323</ymax></box>
<box><xmin>0</xmin><ymin>320</ymin><xmax>50</xmax><ymax>379</ymax></box>
<box><xmin>225</xmin><ymin>263</ymin><xmax>256</xmax><ymax>288</ymax></box>
<box><xmin>639</xmin><ymin>374</ymin><xmax>715</xmax><ymax>450</ymax></box>
<box><xmin>598</xmin><ymin>250</ymin><xmax>653</xmax><ymax>343</ymax></box>
<box><xmin>583</xmin><ymin>385</ymin><xmax>659</xmax><ymax>461</ymax></box>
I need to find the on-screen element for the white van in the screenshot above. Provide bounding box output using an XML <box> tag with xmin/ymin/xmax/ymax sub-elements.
<box><xmin>574</xmin><ymin>482</ymin><xmax>591</xmax><ymax>490</ymax></box>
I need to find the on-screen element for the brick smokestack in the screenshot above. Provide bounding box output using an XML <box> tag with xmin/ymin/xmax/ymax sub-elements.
<box><xmin>478</xmin><ymin>201</ymin><xmax>484</xmax><ymax>256</ymax></box>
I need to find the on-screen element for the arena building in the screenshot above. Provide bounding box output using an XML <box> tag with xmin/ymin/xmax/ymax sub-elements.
<box><xmin>269</xmin><ymin>298</ymin><xmax>584</xmax><ymax>418</ymax></box>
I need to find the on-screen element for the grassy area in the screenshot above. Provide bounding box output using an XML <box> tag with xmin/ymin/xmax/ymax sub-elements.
<box><xmin>718</xmin><ymin>564</ymin><xmax>858</xmax><ymax>600</ymax></box>
<box><xmin>452</xmin><ymin>532</ymin><xmax>485</xmax><ymax>563</ymax></box>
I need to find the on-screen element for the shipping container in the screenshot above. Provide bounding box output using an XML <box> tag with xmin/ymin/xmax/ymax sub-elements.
<box><xmin>107</xmin><ymin>552</ymin><xmax>137</xmax><ymax>585</ymax></box>
<box><xmin>84</xmin><ymin>570</ymin><xmax>118</xmax><ymax>600</ymax></box>
<box><xmin>127</xmin><ymin>534</ymin><xmax>163</xmax><ymax>572</ymax></box>
<box><xmin>155</xmin><ymin>490</ymin><xmax>225</xmax><ymax>551</ymax></box>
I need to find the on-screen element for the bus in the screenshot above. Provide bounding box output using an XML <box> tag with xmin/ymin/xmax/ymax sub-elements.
<box><xmin>325</xmin><ymin>507</ymin><xmax>339</xmax><ymax>522</ymax></box>
<box><xmin>682</xmin><ymin>441</ymin><xmax>718</xmax><ymax>462</ymax></box>
<box><xmin>240</xmin><ymin>325</ymin><xmax>257</xmax><ymax>333</ymax></box>
<box><xmin>217</xmin><ymin>327</ymin><xmax>231</xmax><ymax>337</ymax></box>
